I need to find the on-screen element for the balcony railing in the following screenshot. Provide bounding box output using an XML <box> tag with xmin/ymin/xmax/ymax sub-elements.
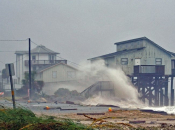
<box><xmin>25</xmin><ymin>60</ymin><xmax>67</xmax><ymax>66</ymax></box>
<box><xmin>134</xmin><ymin>65</ymin><xmax>165</xmax><ymax>76</ymax></box>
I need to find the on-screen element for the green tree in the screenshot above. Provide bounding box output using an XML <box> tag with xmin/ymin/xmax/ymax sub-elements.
<box><xmin>54</xmin><ymin>88</ymin><xmax>79</xmax><ymax>97</ymax></box>
<box><xmin>21</xmin><ymin>71</ymin><xmax>44</xmax><ymax>94</ymax></box>
<box><xmin>2</xmin><ymin>69</ymin><xmax>9</xmax><ymax>83</ymax></box>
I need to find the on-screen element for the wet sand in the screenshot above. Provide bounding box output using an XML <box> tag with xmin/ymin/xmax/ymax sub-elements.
<box><xmin>36</xmin><ymin>109</ymin><xmax>175</xmax><ymax>129</ymax></box>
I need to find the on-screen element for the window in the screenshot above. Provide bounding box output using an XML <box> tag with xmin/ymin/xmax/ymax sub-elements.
<box><xmin>67</xmin><ymin>71</ymin><xmax>76</xmax><ymax>79</ymax></box>
<box><xmin>49</xmin><ymin>55</ymin><xmax>55</xmax><ymax>63</ymax></box>
<box><xmin>49</xmin><ymin>55</ymin><xmax>55</xmax><ymax>60</ymax></box>
<box><xmin>52</xmin><ymin>71</ymin><xmax>57</xmax><ymax>78</ymax></box>
<box><xmin>172</xmin><ymin>60</ymin><xmax>175</xmax><ymax>69</ymax></box>
<box><xmin>121</xmin><ymin>58</ymin><xmax>128</xmax><ymax>65</ymax></box>
<box><xmin>155</xmin><ymin>58</ymin><xmax>162</xmax><ymax>65</ymax></box>
<box><xmin>32</xmin><ymin>55</ymin><xmax>36</xmax><ymax>60</ymax></box>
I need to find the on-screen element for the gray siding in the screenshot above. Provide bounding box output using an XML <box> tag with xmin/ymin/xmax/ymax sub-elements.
<box><xmin>116</xmin><ymin>49</ymin><xmax>144</xmax><ymax>75</ymax></box>
<box><xmin>90</xmin><ymin>39</ymin><xmax>172</xmax><ymax>76</ymax></box>
<box><xmin>105</xmin><ymin>57</ymin><xmax>115</xmax><ymax>68</ymax></box>
<box><xmin>141</xmin><ymin>40</ymin><xmax>171</xmax><ymax>75</ymax></box>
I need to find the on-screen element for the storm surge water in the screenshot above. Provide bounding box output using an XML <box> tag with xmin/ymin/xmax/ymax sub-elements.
<box><xmin>143</xmin><ymin>106</ymin><xmax>175</xmax><ymax>114</ymax></box>
<box><xmin>78</xmin><ymin>60</ymin><xmax>145</xmax><ymax>108</ymax></box>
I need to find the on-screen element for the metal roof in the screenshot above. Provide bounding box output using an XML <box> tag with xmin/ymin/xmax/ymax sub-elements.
<box><xmin>114</xmin><ymin>37</ymin><xmax>175</xmax><ymax>56</ymax></box>
<box><xmin>114</xmin><ymin>37</ymin><xmax>147</xmax><ymax>45</ymax></box>
<box><xmin>89</xmin><ymin>37</ymin><xmax>175</xmax><ymax>60</ymax></box>
<box><xmin>15</xmin><ymin>45</ymin><xmax>59</xmax><ymax>55</ymax></box>
<box><xmin>36</xmin><ymin>64</ymin><xmax>55</xmax><ymax>73</ymax></box>
<box><xmin>31</xmin><ymin>45</ymin><xmax>59</xmax><ymax>54</ymax></box>
<box><xmin>88</xmin><ymin>47</ymin><xmax>145</xmax><ymax>60</ymax></box>
<box><xmin>15</xmin><ymin>51</ymin><xmax>28</xmax><ymax>55</ymax></box>
<box><xmin>37</xmin><ymin>63</ymin><xmax>78</xmax><ymax>73</ymax></box>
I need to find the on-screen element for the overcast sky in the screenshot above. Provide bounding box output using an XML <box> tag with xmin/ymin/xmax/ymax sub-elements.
<box><xmin>0</xmin><ymin>0</ymin><xmax>175</xmax><ymax>69</ymax></box>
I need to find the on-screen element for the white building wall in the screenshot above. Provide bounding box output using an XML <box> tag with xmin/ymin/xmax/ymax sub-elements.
<box><xmin>41</xmin><ymin>64</ymin><xmax>78</xmax><ymax>83</ymax></box>
<box><xmin>16</xmin><ymin>52</ymin><xmax>58</xmax><ymax>83</ymax></box>
<box><xmin>37</xmin><ymin>54</ymin><xmax>49</xmax><ymax>60</ymax></box>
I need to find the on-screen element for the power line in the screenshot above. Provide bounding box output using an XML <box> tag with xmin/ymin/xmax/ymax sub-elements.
<box><xmin>0</xmin><ymin>61</ymin><xmax>5</xmax><ymax>64</ymax></box>
<box><xmin>0</xmin><ymin>39</ymin><xmax>28</xmax><ymax>41</ymax></box>
<box><xmin>0</xmin><ymin>39</ymin><xmax>28</xmax><ymax>66</ymax></box>
<box><xmin>0</xmin><ymin>51</ymin><xmax>16</xmax><ymax>52</ymax></box>
<box><xmin>0</xmin><ymin>39</ymin><xmax>80</xmax><ymax>69</ymax></box>
<box><xmin>31</xmin><ymin>40</ymin><xmax>81</xmax><ymax>67</ymax></box>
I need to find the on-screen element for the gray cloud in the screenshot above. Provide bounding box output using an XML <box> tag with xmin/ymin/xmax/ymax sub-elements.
<box><xmin>0</xmin><ymin>0</ymin><xmax>175</xmax><ymax>69</ymax></box>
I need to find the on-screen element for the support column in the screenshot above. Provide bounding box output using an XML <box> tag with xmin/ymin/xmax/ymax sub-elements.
<box><xmin>142</xmin><ymin>85</ymin><xmax>145</xmax><ymax>103</ymax></box>
<box><xmin>160</xmin><ymin>88</ymin><xmax>163</xmax><ymax>106</ymax></box>
<box><xmin>137</xmin><ymin>77</ymin><xmax>140</xmax><ymax>93</ymax></box>
<box><xmin>172</xmin><ymin>89</ymin><xmax>174</xmax><ymax>106</ymax></box>
<box><xmin>171</xmin><ymin>77</ymin><xmax>174</xmax><ymax>106</ymax></box>
<box><xmin>149</xmin><ymin>77</ymin><xmax>152</xmax><ymax>106</ymax></box>
<box><xmin>165</xmin><ymin>77</ymin><xmax>169</xmax><ymax>106</ymax></box>
<box><xmin>155</xmin><ymin>77</ymin><xmax>159</xmax><ymax>106</ymax></box>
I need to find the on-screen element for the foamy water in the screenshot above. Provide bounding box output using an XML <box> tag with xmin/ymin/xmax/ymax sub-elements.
<box><xmin>82</xmin><ymin>95</ymin><xmax>146</xmax><ymax>108</ymax></box>
<box><xmin>143</xmin><ymin>106</ymin><xmax>175</xmax><ymax>114</ymax></box>
<box><xmin>79</xmin><ymin>60</ymin><xmax>144</xmax><ymax>108</ymax></box>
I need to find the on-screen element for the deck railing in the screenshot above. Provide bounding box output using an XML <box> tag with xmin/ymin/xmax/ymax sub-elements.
<box><xmin>25</xmin><ymin>60</ymin><xmax>67</xmax><ymax>66</ymax></box>
<box><xmin>134</xmin><ymin>65</ymin><xmax>165</xmax><ymax>75</ymax></box>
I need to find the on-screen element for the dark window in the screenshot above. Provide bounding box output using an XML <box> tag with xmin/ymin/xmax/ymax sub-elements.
<box><xmin>49</xmin><ymin>55</ymin><xmax>55</xmax><ymax>60</ymax></box>
<box><xmin>155</xmin><ymin>58</ymin><xmax>162</xmax><ymax>65</ymax></box>
<box><xmin>32</xmin><ymin>55</ymin><xmax>36</xmax><ymax>60</ymax></box>
<box><xmin>121</xmin><ymin>58</ymin><xmax>128</xmax><ymax>65</ymax></box>
<box><xmin>172</xmin><ymin>60</ymin><xmax>175</xmax><ymax>69</ymax></box>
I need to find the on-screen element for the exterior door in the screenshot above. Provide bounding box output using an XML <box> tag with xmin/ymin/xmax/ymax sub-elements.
<box><xmin>135</xmin><ymin>59</ymin><xmax>141</xmax><ymax>65</ymax></box>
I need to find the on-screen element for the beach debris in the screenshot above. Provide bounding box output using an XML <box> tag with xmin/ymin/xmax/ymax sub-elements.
<box><xmin>45</xmin><ymin>106</ymin><xmax>50</xmax><ymax>110</ymax></box>
<box><xmin>36</xmin><ymin>98</ymin><xmax>47</xmax><ymax>103</ymax></box>
<box><xmin>27</xmin><ymin>100</ymin><xmax>47</xmax><ymax>104</ymax></box>
<box><xmin>77</xmin><ymin>113</ymin><xmax>105</xmax><ymax>115</ymax></box>
<box><xmin>129</xmin><ymin>120</ymin><xmax>146</xmax><ymax>124</ymax></box>
<box><xmin>167</xmin><ymin>118</ymin><xmax>175</xmax><ymax>120</ymax></box>
<box><xmin>66</xmin><ymin>101</ymin><xmax>74</xmax><ymax>104</ymax></box>
<box><xmin>44</xmin><ymin>106</ymin><xmax>77</xmax><ymax>111</ymax></box>
<box><xmin>60</xmin><ymin>108</ymin><xmax>77</xmax><ymax>111</ymax></box>
<box><xmin>83</xmin><ymin>114</ymin><xmax>135</xmax><ymax>129</ymax></box>
<box><xmin>161</xmin><ymin>123</ymin><xmax>168</xmax><ymax>128</ymax></box>
<box><xmin>108</xmin><ymin>107</ymin><xmax>112</xmax><ymax>112</ymax></box>
<box><xmin>150</xmin><ymin>121</ymin><xmax>157</xmax><ymax>124</ymax></box>
<box><xmin>96</xmin><ymin>104</ymin><xmax>120</xmax><ymax>108</ymax></box>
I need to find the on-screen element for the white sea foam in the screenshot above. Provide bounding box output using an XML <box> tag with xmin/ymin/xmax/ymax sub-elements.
<box><xmin>79</xmin><ymin>60</ymin><xmax>145</xmax><ymax>108</ymax></box>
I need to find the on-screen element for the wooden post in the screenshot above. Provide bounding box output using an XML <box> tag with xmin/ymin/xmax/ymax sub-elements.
<box><xmin>165</xmin><ymin>77</ymin><xmax>169</xmax><ymax>106</ymax></box>
<box><xmin>160</xmin><ymin>88</ymin><xmax>163</xmax><ymax>106</ymax></box>
<box><xmin>171</xmin><ymin>76</ymin><xmax>174</xmax><ymax>106</ymax></box>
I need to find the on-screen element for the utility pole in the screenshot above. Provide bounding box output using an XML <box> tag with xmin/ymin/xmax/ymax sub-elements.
<box><xmin>1</xmin><ymin>73</ymin><xmax>3</xmax><ymax>90</ymax></box>
<box><xmin>29</xmin><ymin>38</ymin><xmax>32</xmax><ymax>99</ymax></box>
<box><xmin>8</xmin><ymin>64</ymin><xmax>16</xmax><ymax>109</ymax></box>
